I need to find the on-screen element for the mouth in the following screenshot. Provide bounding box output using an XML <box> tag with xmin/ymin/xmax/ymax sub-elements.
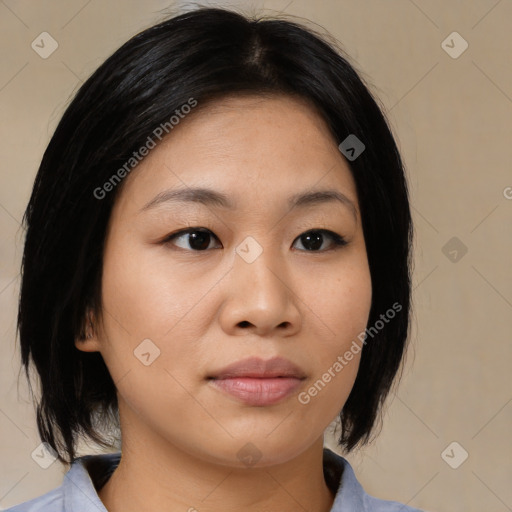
<box><xmin>207</xmin><ymin>356</ymin><xmax>307</xmax><ymax>406</ymax></box>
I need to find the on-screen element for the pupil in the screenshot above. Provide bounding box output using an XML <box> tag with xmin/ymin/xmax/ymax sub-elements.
<box><xmin>190</xmin><ymin>231</ymin><xmax>210</xmax><ymax>250</ymax></box>
<box><xmin>303</xmin><ymin>231</ymin><xmax>322</xmax><ymax>251</ymax></box>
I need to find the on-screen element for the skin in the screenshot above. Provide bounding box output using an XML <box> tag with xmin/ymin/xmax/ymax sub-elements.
<box><xmin>75</xmin><ymin>94</ymin><xmax>372</xmax><ymax>512</ymax></box>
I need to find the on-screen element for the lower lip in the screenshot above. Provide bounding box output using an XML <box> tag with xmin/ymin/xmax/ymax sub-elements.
<box><xmin>209</xmin><ymin>377</ymin><xmax>303</xmax><ymax>406</ymax></box>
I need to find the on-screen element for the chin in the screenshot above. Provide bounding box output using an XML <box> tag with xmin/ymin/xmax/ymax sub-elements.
<box><xmin>191</xmin><ymin>433</ymin><xmax>319</xmax><ymax>470</ymax></box>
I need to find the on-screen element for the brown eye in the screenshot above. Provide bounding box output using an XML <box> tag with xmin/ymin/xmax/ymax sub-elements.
<box><xmin>293</xmin><ymin>229</ymin><xmax>347</xmax><ymax>252</ymax></box>
<box><xmin>163</xmin><ymin>228</ymin><xmax>221</xmax><ymax>251</ymax></box>
<box><xmin>162</xmin><ymin>227</ymin><xmax>347</xmax><ymax>253</ymax></box>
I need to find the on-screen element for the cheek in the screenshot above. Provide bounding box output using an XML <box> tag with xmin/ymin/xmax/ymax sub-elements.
<box><xmin>97</xmin><ymin>235</ymin><xmax>220</xmax><ymax>389</ymax></box>
<box><xmin>96</xmin><ymin>243</ymin><xmax>209</xmax><ymax>421</ymax></box>
<box><xmin>308</xmin><ymin>258</ymin><xmax>372</xmax><ymax>346</ymax></box>
<box><xmin>293</xmin><ymin>256</ymin><xmax>371</xmax><ymax>419</ymax></box>
<box><xmin>100</xmin><ymin>236</ymin><xmax>202</xmax><ymax>340</ymax></box>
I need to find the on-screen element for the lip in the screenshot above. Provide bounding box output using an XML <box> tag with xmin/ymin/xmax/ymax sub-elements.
<box><xmin>208</xmin><ymin>356</ymin><xmax>307</xmax><ymax>380</ymax></box>
<box><xmin>207</xmin><ymin>356</ymin><xmax>307</xmax><ymax>406</ymax></box>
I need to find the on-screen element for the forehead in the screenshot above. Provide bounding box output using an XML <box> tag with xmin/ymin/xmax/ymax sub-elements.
<box><xmin>113</xmin><ymin>94</ymin><xmax>358</xmax><ymax>216</ymax></box>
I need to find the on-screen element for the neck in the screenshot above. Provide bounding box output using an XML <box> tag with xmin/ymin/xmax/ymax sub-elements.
<box><xmin>98</xmin><ymin>415</ymin><xmax>335</xmax><ymax>512</ymax></box>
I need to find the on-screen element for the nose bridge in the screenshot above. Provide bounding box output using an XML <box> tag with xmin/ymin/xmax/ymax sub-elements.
<box><xmin>224</xmin><ymin>233</ymin><xmax>301</xmax><ymax>333</ymax></box>
<box><xmin>234</xmin><ymin>234</ymin><xmax>287</xmax><ymax>299</ymax></box>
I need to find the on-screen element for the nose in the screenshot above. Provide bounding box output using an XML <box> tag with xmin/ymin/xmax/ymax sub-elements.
<box><xmin>218</xmin><ymin>242</ymin><xmax>302</xmax><ymax>338</ymax></box>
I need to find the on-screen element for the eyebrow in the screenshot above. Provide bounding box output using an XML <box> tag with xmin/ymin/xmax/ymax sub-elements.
<box><xmin>140</xmin><ymin>186</ymin><xmax>357</xmax><ymax>219</ymax></box>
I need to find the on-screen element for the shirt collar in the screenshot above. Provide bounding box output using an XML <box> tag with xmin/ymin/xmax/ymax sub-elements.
<box><xmin>62</xmin><ymin>448</ymin><xmax>370</xmax><ymax>512</ymax></box>
<box><xmin>63</xmin><ymin>453</ymin><xmax>118</xmax><ymax>512</ymax></box>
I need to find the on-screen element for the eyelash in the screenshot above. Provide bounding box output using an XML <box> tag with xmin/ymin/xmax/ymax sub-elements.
<box><xmin>161</xmin><ymin>227</ymin><xmax>348</xmax><ymax>253</ymax></box>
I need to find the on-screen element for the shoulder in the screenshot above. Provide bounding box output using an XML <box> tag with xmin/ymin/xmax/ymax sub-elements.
<box><xmin>2</xmin><ymin>487</ymin><xmax>63</xmax><ymax>512</ymax></box>
<box><xmin>362</xmin><ymin>493</ymin><xmax>426</xmax><ymax>512</ymax></box>
<box><xmin>3</xmin><ymin>452</ymin><xmax>120</xmax><ymax>512</ymax></box>
<box><xmin>324</xmin><ymin>448</ymin><xmax>426</xmax><ymax>512</ymax></box>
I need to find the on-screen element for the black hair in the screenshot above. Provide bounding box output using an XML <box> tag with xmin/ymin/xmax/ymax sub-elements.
<box><xmin>17</xmin><ymin>6</ymin><xmax>413</xmax><ymax>465</ymax></box>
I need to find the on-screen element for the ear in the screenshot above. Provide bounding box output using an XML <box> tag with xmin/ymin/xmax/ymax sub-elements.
<box><xmin>74</xmin><ymin>308</ymin><xmax>102</xmax><ymax>353</ymax></box>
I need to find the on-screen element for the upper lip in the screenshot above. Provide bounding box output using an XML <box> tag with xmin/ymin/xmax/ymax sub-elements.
<box><xmin>208</xmin><ymin>356</ymin><xmax>307</xmax><ymax>380</ymax></box>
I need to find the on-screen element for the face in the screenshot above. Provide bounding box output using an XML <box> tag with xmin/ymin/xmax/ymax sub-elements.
<box><xmin>76</xmin><ymin>94</ymin><xmax>372</xmax><ymax>467</ymax></box>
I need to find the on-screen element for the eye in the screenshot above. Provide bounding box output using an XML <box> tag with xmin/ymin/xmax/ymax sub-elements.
<box><xmin>292</xmin><ymin>229</ymin><xmax>348</xmax><ymax>252</ymax></box>
<box><xmin>162</xmin><ymin>227</ymin><xmax>347</xmax><ymax>252</ymax></box>
<box><xmin>162</xmin><ymin>228</ymin><xmax>221</xmax><ymax>251</ymax></box>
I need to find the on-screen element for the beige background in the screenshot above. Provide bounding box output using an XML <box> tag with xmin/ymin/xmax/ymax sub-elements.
<box><xmin>1</xmin><ymin>1</ymin><xmax>511</xmax><ymax>511</ymax></box>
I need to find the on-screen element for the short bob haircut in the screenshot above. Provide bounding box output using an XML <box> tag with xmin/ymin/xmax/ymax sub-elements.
<box><xmin>17</xmin><ymin>6</ymin><xmax>413</xmax><ymax>465</ymax></box>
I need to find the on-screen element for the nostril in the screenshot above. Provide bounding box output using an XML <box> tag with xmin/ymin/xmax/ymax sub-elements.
<box><xmin>238</xmin><ymin>321</ymin><xmax>251</xmax><ymax>328</ymax></box>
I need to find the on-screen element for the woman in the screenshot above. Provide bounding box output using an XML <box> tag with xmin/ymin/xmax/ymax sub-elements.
<box><xmin>8</xmin><ymin>6</ymin><xmax>419</xmax><ymax>511</ymax></box>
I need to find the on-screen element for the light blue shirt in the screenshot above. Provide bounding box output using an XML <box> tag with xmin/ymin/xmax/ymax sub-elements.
<box><xmin>5</xmin><ymin>448</ymin><xmax>424</xmax><ymax>511</ymax></box>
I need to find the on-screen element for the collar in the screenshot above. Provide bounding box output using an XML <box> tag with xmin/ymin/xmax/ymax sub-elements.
<box><xmin>62</xmin><ymin>448</ymin><xmax>417</xmax><ymax>512</ymax></box>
